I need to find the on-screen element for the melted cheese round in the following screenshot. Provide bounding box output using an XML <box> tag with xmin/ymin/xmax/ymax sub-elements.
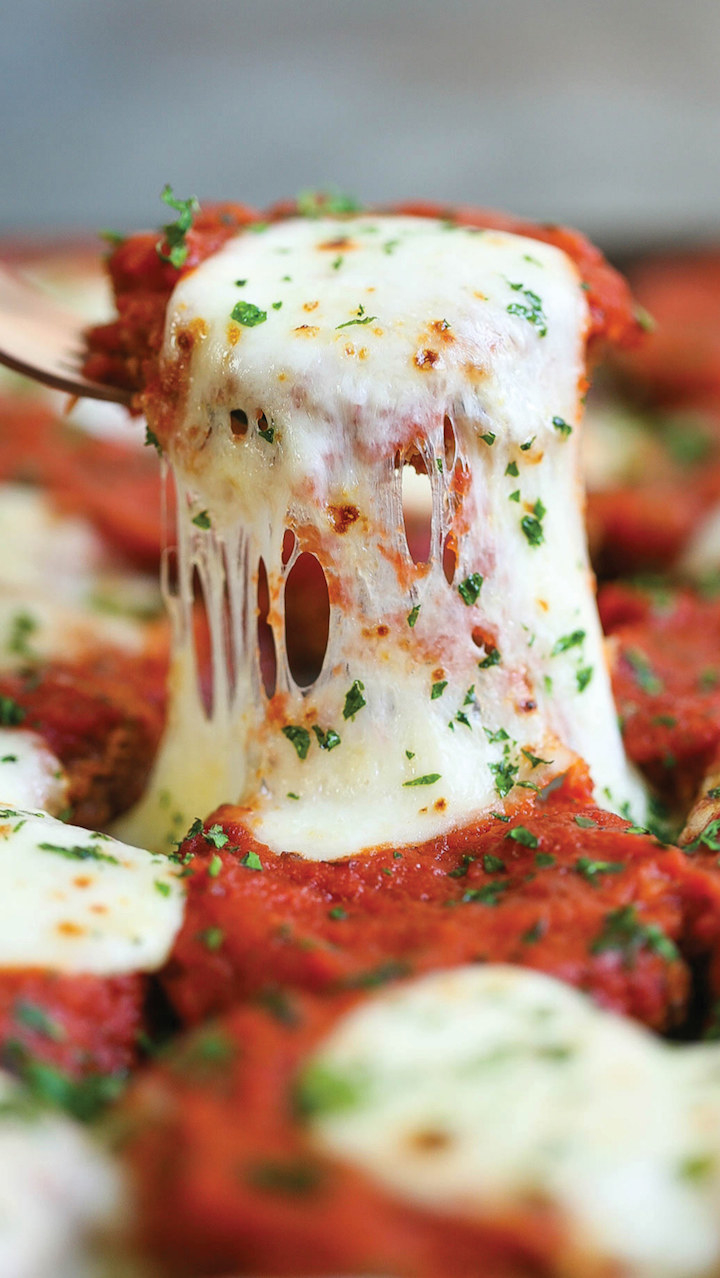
<box><xmin>0</xmin><ymin>728</ymin><xmax>68</xmax><ymax>815</ymax></box>
<box><xmin>304</xmin><ymin>965</ymin><xmax>720</xmax><ymax>1278</ymax></box>
<box><xmin>0</xmin><ymin>1068</ymin><xmax>125</xmax><ymax>1278</ymax></box>
<box><xmin>0</xmin><ymin>807</ymin><xmax>184</xmax><ymax>974</ymax></box>
<box><xmin>120</xmin><ymin>215</ymin><xmax>644</xmax><ymax>858</ymax></box>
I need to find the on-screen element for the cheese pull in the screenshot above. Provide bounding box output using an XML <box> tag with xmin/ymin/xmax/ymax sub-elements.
<box><xmin>118</xmin><ymin>214</ymin><xmax>644</xmax><ymax>858</ymax></box>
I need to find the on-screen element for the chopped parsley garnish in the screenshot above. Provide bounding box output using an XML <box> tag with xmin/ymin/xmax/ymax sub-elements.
<box><xmin>552</xmin><ymin>416</ymin><xmax>572</xmax><ymax>437</ymax></box>
<box><xmin>489</xmin><ymin>759</ymin><xmax>518</xmax><ymax>798</ymax></box>
<box><xmin>483</xmin><ymin>853</ymin><xmax>506</xmax><ymax>873</ymax></box>
<box><xmin>625</xmin><ymin>648</ymin><xmax>664</xmax><ymax>695</ymax></box>
<box><xmin>403</xmin><ymin>773</ymin><xmax>441</xmax><ymax>787</ymax></box>
<box><xmin>685</xmin><ymin>818</ymin><xmax>720</xmax><ymax>853</ymax></box>
<box><xmin>199</xmin><ymin>927</ymin><xmax>224</xmax><ymax>952</ymax></box>
<box><xmin>343</xmin><ymin>680</ymin><xmax>366</xmax><ymax>720</ymax></box>
<box><xmin>458</xmin><ymin>573</ymin><xmax>483</xmax><ymax>606</ymax></box>
<box><xmin>37</xmin><ymin>841</ymin><xmax>119</xmax><ymax>865</ymax></box>
<box><xmin>407</xmin><ymin>604</ymin><xmax>421</xmax><ymax>627</ymax></box>
<box><xmin>521</xmin><ymin>747</ymin><xmax>553</xmax><ymax>769</ymax></box>
<box><xmin>634</xmin><ymin>304</ymin><xmax>656</xmax><ymax>333</ymax></box>
<box><xmin>282</xmin><ymin>725</ymin><xmax>311</xmax><ymax>759</ymax></box>
<box><xmin>384</xmin><ymin>238</ymin><xmax>400</xmax><ymax>254</ymax></box>
<box><xmin>295</xmin><ymin>1062</ymin><xmax>360</xmax><ymax>1117</ymax></box>
<box><xmin>145</xmin><ymin>426</ymin><xmax>162</xmax><ymax>455</ymax></box>
<box><xmin>272</xmin><ymin>300</ymin><xmax>283</xmax><ymax>310</ymax></box>
<box><xmin>478</xmin><ymin>646</ymin><xmax>501</xmax><ymax>669</ymax></box>
<box><xmin>520</xmin><ymin>437</ymin><xmax>535</xmax><ymax>451</ymax></box>
<box><xmin>535</xmin><ymin>851</ymin><xmax>555</xmax><ymax>867</ymax></box>
<box><xmin>241</xmin><ymin>850</ymin><xmax>263</xmax><ymax>872</ymax></box>
<box><xmin>258</xmin><ymin>417</ymin><xmax>275</xmax><ymax>443</ymax></box>
<box><xmin>522</xmin><ymin>919</ymin><xmax>546</xmax><ymax>944</ymax></box>
<box><xmin>7</xmin><ymin>611</ymin><xmax>37</xmax><ymax>659</ymax></box>
<box><xmin>231</xmin><ymin>301</ymin><xmax>268</xmax><ymax>327</ymax></box>
<box><xmin>156</xmin><ymin>185</ymin><xmax>199</xmax><ymax>268</ymax></box>
<box><xmin>154</xmin><ymin>880</ymin><xmax>171</xmax><ymax>896</ymax></box>
<box><xmin>328</xmin><ymin>906</ymin><xmax>348</xmax><ymax>921</ymax></box>
<box><xmin>484</xmin><ymin>727</ymin><xmax>510</xmax><ymax>743</ymax></box>
<box><xmin>576</xmin><ymin>665</ymin><xmax>593</xmax><ymax>692</ymax></box>
<box><xmin>431</xmin><ymin>681</ymin><xmax>447</xmax><ymax>700</ymax></box>
<box><xmin>14</xmin><ymin>1002</ymin><xmax>65</xmax><ymax>1042</ymax></box>
<box><xmin>296</xmin><ymin>188</ymin><xmax>362</xmax><ymax>217</ymax></box>
<box><xmin>480</xmin><ymin>432</ymin><xmax>496</xmax><ymax>446</ymax></box>
<box><xmin>0</xmin><ymin>756</ymin><xmax>16</xmax><ymax>764</ymax></box>
<box><xmin>461</xmin><ymin>881</ymin><xmax>508</xmax><ymax>906</ymax></box>
<box><xmin>0</xmin><ymin>696</ymin><xmax>25</xmax><ymax>726</ymax></box>
<box><xmin>447</xmin><ymin>854</ymin><xmax>474</xmax><ymax>879</ymax></box>
<box><xmin>520</xmin><ymin>501</ymin><xmax>545</xmax><ymax>546</ymax></box>
<box><xmin>551</xmin><ymin>629</ymin><xmax>585</xmax><ymax>656</ymax></box>
<box><xmin>505</xmin><ymin>825</ymin><xmax>539</xmax><ymax>849</ymax></box>
<box><xmin>574</xmin><ymin>815</ymin><xmax>598</xmax><ymax>829</ymax></box>
<box><xmin>506</xmin><ymin>283</ymin><xmax>548</xmax><ymax>337</ymax></box>
<box><xmin>312</xmin><ymin>725</ymin><xmax>341</xmax><ymax>751</ymax></box>
<box><xmin>204</xmin><ymin>824</ymin><xmax>229</xmax><ymax>849</ymax></box>
<box><xmin>590</xmin><ymin>905</ymin><xmax>678</xmax><ymax>965</ymax></box>
<box><xmin>336</xmin><ymin>304</ymin><xmax>377</xmax><ymax>330</ymax></box>
<box><xmin>509</xmin><ymin>489</ymin><xmax>521</xmax><ymax>502</ymax></box>
<box><xmin>192</xmin><ymin>510</ymin><xmax>211</xmax><ymax>530</ymax></box>
<box><xmin>505</xmin><ymin>461</ymin><xmax>519</xmax><ymax>477</ymax></box>
<box><xmin>207</xmin><ymin>854</ymin><xmax>222</xmax><ymax>878</ymax></box>
<box><xmin>575</xmin><ymin>856</ymin><xmax>625</xmax><ymax>882</ymax></box>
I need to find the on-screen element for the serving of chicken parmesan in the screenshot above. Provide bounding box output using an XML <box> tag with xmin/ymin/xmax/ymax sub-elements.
<box><xmin>2</xmin><ymin>190</ymin><xmax>720</xmax><ymax>1276</ymax></box>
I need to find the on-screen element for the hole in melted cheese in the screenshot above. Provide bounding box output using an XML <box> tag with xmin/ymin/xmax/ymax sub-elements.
<box><xmin>116</xmin><ymin>215</ymin><xmax>645</xmax><ymax>859</ymax></box>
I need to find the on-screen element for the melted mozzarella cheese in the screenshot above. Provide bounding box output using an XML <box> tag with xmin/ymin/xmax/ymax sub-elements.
<box><xmin>118</xmin><ymin>215</ymin><xmax>644</xmax><ymax>858</ymax></box>
<box><xmin>0</xmin><ymin>807</ymin><xmax>184</xmax><ymax>974</ymax></box>
<box><xmin>305</xmin><ymin>965</ymin><xmax>720</xmax><ymax>1278</ymax></box>
<box><xmin>0</xmin><ymin>728</ymin><xmax>68</xmax><ymax>815</ymax></box>
<box><xmin>0</xmin><ymin>1068</ymin><xmax>126</xmax><ymax>1278</ymax></box>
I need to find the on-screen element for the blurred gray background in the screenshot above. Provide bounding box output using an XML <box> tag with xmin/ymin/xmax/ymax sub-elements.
<box><xmin>1</xmin><ymin>0</ymin><xmax>719</xmax><ymax>252</ymax></box>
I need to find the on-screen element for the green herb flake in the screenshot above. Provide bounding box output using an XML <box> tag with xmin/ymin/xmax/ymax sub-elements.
<box><xmin>634</xmin><ymin>304</ymin><xmax>656</xmax><ymax>333</ymax></box>
<box><xmin>521</xmin><ymin>747</ymin><xmax>553</xmax><ymax>769</ymax></box>
<box><xmin>342</xmin><ymin>680</ymin><xmax>366</xmax><ymax>721</ymax></box>
<box><xmin>145</xmin><ymin>427</ymin><xmax>162</xmax><ymax>455</ymax></box>
<box><xmin>625</xmin><ymin>649</ymin><xmax>664</xmax><ymax>695</ymax></box>
<box><xmin>7</xmin><ymin>611</ymin><xmax>37</xmax><ymax>659</ymax></box>
<box><xmin>272</xmin><ymin>300</ymin><xmax>283</xmax><ymax>310</ymax></box>
<box><xmin>407</xmin><ymin>605</ymin><xmax>421</xmax><ymax>628</ymax></box>
<box><xmin>258</xmin><ymin>417</ymin><xmax>275</xmax><ymax>443</ymax></box>
<box><xmin>405</xmin><ymin>750</ymin><xmax>415</xmax><ymax>759</ymax></box>
<box><xmin>336</xmin><ymin>304</ymin><xmax>377</xmax><ymax>330</ymax></box>
<box><xmin>505</xmin><ymin>461</ymin><xmax>519</xmax><ymax>477</ymax></box>
<box><xmin>552</xmin><ymin>416</ymin><xmax>572</xmax><ymax>437</ymax></box>
<box><xmin>207</xmin><ymin>854</ymin><xmax>223</xmax><ymax>878</ymax></box>
<box><xmin>509</xmin><ymin>489</ymin><xmax>521</xmax><ymax>502</ymax></box>
<box><xmin>484</xmin><ymin>727</ymin><xmax>510</xmax><ymax>744</ymax></box>
<box><xmin>247</xmin><ymin>1159</ymin><xmax>322</xmax><ymax>1195</ymax></box>
<box><xmin>521</xmin><ymin>513</ymin><xmax>544</xmax><ymax>547</ymax></box>
<box><xmin>590</xmin><ymin>905</ymin><xmax>678</xmax><ymax>965</ymax></box>
<box><xmin>506</xmin><ymin>825</ymin><xmax>539</xmax><ymax>849</ymax></box>
<box><xmin>156</xmin><ymin>185</ymin><xmax>199</xmax><ymax>268</ymax></box>
<box><xmin>458</xmin><ymin>573</ymin><xmax>483</xmax><ymax>606</ymax></box>
<box><xmin>241</xmin><ymin>850</ymin><xmax>263</xmax><ymax>872</ymax></box>
<box><xmin>0</xmin><ymin>697</ymin><xmax>25</xmax><ymax>727</ymax></box>
<box><xmin>199</xmin><ymin>926</ymin><xmax>224</xmax><ymax>952</ymax></box>
<box><xmin>431</xmin><ymin>681</ymin><xmax>447</xmax><ymax>700</ymax></box>
<box><xmin>296</xmin><ymin>188</ymin><xmax>362</xmax><ymax>218</ymax></box>
<box><xmin>403</xmin><ymin>773</ymin><xmax>441</xmax><ymax>788</ymax></box>
<box><xmin>551</xmin><ymin>630</ymin><xmax>586</xmax><ymax>656</ymax></box>
<box><xmin>575</xmin><ymin>815</ymin><xmax>598</xmax><ymax>829</ymax></box>
<box><xmin>282</xmin><ymin>725</ymin><xmax>311</xmax><ymax>759</ymax></box>
<box><xmin>576</xmin><ymin>666</ymin><xmax>593</xmax><ymax>693</ymax></box>
<box><xmin>230</xmin><ymin>300</ymin><xmax>268</xmax><ymax>327</ymax></box>
<box><xmin>37</xmin><ymin>841</ymin><xmax>119</xmax><ymax>866</ymax></box>
<box><xmin>480</xmin><ymin>432</ymin><xmax>496</xmax><ymax>446</ymax></box>
<box><xmin>328</xmin><ymin>906</ymin><xmax>348</xmax><ymax>921</ymax></box>
<box><xmin>521</xmin><ymin>920</ymin><xmax>546</xmax><ymax>944</ymax></box>
<box><xmin>154</xmin><ymin>879</ymin><xmax>171</xmax><ymax>897</ymax></box>
<box><xmin>483</xmin><ymin>853</ymin><xmax>506</xmax><ymax>873</ymax></box>
<box><xmin>489</xmin><ymin>760</ymin><xmax>518</xmax><ymax>798</ymax></box>
<box><xmin>478</xmin><ymin>646</ymin><xmax>501</xmax><ymax>669</ymax></box>
<box><xmin>295</xmin><ymin>1062</ymin><xmax>360</xmax><ymax>1119</ymax></box>
<box><xmin>447</xmin><ymin>854</ymin><xmax>475</xmax><ymax>879</ymax></box>
<box><xmin>535</xmin><ymin>852</ymin><xmax>556</xmax><ymax>867</ymax></box>
<box><xmin>520</xmin><ymin>437</ymin><xmax>535</xmax><ymax>452</ymax></box>
<box><xmin>461</xmin><ymin>881</ymin><xmax>509</xmax><ymax>906</ymax></box>
<box><xmin>0</xmin><ymin>756</ymin><xmax>17</xmax><ymax>764</ymax></box>
<box><xmin>312</xmin><ymin>725</ymin><xmax>341</xmax><ymax>751</ymax></box>
<box><xmin>204</xmin><ymin>824</ymin><xmax>229</xmax><ymax>849</ymax></box>
<box><xmin>678</xmin><ymin>1154</ymin><xmax>715</xmax><ymax>1182</ymax></box>
<box><xmin>192</xmin><ymin>510</ymin><xmax>211</xmax><ymax>530</ymax></box>
<box><xmin>575</xmin><ymin>856</ymin><xmax>625</xmax><ymax>882</ymax></box>
<box><xmin>14</xmin><ymin>1002</ymin><xmax>65</xmax><ymax>1042</ymax></box>
<box><xmin>506</xmin><ymin>285</ymin><xmax>548</xmax><ymax>337</ymax></box>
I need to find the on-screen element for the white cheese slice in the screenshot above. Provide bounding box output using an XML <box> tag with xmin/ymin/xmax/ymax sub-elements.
<box><xmin>305</xmin><ymin>965</ymin><xmax>720</xmax><ymax>1278</ymax></box>
<box><xmin>0</xmin><ymin>1067</ymin><xmax>126</xmax><ymax>1278</ymax></box>
<box><xmin>0</xmin><ymin>807</ymin><xmax>184</xmax><ymax>975</ymax></box>
<box><xmin>117</xmin><ymin>214</ymin><xmax>645</xmax><ymax>858</ymax></box>
<box><xmin>0</xmin><ymin>728</ymin><xmax>68</xmax><ymax>815</ymax></box>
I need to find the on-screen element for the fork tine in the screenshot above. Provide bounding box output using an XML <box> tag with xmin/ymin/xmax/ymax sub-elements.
<box><xmin>0</xmin><ymin>263</ymin><xmax>131</xmax><ymax>405</ymax></box>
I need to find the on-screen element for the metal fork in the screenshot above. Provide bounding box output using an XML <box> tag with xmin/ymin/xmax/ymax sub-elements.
<box><xmin>0</xmin><ymin>262</ymin><xmax>130</xmax><ymax>404</ymax></box>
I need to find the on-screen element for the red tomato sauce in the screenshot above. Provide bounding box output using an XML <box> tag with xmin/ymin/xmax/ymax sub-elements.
<box><xmin>162</xmin><ymin>781</ymin><xmax>720</xmax><ymax>1037</ymax></box>
<box><xmin>121</xmin><ymin>993</ymin><xmax>577</xmax><ymax>1278</ymax></box>
<box><xmin>600</xmin><ymin>581</ymin><xmax>720</xmax><ymax>807</ymax></box>
<box><xmin>0</xmin><ymin>395</ymin><xmax>164</xmax><ymax>568</ymax></box>
<box><xmin>0</xmin><ymin>651</ymin><xmax>167</xmax><ymax>828</ymax></box>
<box><xmin>0</xmin><ymin>969</ymin><xmax>144</xmax><ymax>1081</ymax></box>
